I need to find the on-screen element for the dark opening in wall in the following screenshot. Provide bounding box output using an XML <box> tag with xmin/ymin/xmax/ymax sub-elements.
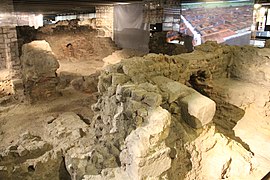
<box><xmin>27</xmin><ymin>165</ymin><xmax>35</xmax><ymax>172</ymax></box>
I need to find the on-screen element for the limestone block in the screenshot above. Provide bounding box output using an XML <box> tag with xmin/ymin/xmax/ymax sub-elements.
<box><xmin>186</xmin><ymin>126</ymin><xmax>255</xmax><ymax>180</ymax></box>
<box><xmin>21</xmin><ymin>40</ymin><xmax>60</xmax><ymax>101</ymax></box>
<box><xmin>111</xmin><ymin>73</ymin><xmax>130</xmax><ymax>86</ymax></box>
<box><xmin>131</xmin><ymin>74</ymin><xmax>148</xmax><ymax>84</ymax></box>
<box><xmin>97</xmin><ymin>74</ymin><xmax>112</xmax><ymax>93</ymax></box>
<box><xmin>21</xmin><ymin>40</ymin><xmax>59</xmax><ymax>79</ymax></box>
<box><xmin>7</xmin><ymin>33</ymin><xmax>14</xmax><ymax>38</ymax></box>
<box><xmin>131</xmin><ymin>89</ymin><xmax>147</xmax><ymax>101</ymax></box>
<box><xmin>136</xmin><ymin>108</ymin><xmax>148</xmax><ymax>118</ymax></box>
<box><xmin>138</xmin><ymin>82</ymin><xmax>160</xmax><ymax>93</ymax></box>
<box><xmin>180</xmin><ymin>92</ymin><xmax>216</xmax><ymax>128</ymax></box>
<box><xmin>115</xmin><ymin>84</ymin><xmax>136</xmax><ymax>102</ymax></box>
<box><xmin>142</xmin><ymin>92</ymin><xmax>162</xmax><ymax>107</ymax></box>
<box><xmin>0</xmin><ymin>44</ymin><xmax>5</xmax><ymax>48</ymax></box>
<box><xmin>151</xmin><ymin>76</ymin><xmax>215</xmax><ymax>128</ymax></box>
<box><xmin>138</xmin><ymin>148</ymin><xmax>171</xmax><ymax>178</ymax></box>
<box><xmin>152</xmin><ymin>76</ymin><xmax>192</xmax><ymax>103</ymax></box>
<box><xmin>121</xmin><ymin>107</ymin><xmax>172</xmax><ymax>179</ymax></box>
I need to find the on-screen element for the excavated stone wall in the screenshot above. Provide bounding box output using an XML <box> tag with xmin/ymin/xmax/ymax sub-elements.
<box><xmin>0</xmin><ymin>32</ymin><xmax>7</xmax><ymax>70</ymax></box>
<box><xmin>85</xmin><ymin>42</ymin><xmax>270</xmax><ymax>179</ymax></box>
<box><xmin>0</xmin><ymin>27</ymin><xmax>20</xmax><ymax>79</ymax></box>
<box><xmin>16</xmin><ymin>18</ymin><xmax>117</xmax><ymax>65</ymax></box>
<box><xmin>0</xmin><ymin>0</ymin><xmax>20</xmax><ymax>75</ymax></box>
<box><xmin>21</xmin><ymin>40</ymin><xmax>60</xmax><ymax>102</ymax></box>
<box><xmin>229</xmin><ymin>47</ymin><xmax>270</xmax><ymax>87</ymax></box>
<box><xmin>0</xmin><ymin>27</ymin><xmax>20</xmax><ymax>76</ymax></box>
<box><xmin>0</xmin><ymin>0</ymin><xmax>23</xmax><ymax>103</ymax></box>
<box><xmin>1</xmin><ymin>42</ymin><xmax>270</xmax><ymax>180</ymax></box>
<box><xmin>36</xmin><ymin>24</ymin><xmax>118</xmax><ymax>63</ymax></box>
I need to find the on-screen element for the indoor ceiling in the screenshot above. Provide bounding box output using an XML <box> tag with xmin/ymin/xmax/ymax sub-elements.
<box><xmin>13</xmin><ymin>0</ymin><xmax>143</xmax><ymax>15</ymax></box>
<box><xmin>13</xmin><ymin>0</ymin><xmax>263</xmax><ymax>15</ymax></box>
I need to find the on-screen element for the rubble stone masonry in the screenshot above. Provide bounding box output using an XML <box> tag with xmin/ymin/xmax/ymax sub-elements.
<box><xmin>0</xmin><ymin>0</ymin><xmax>21</xmax><ymax>79</ymax></box>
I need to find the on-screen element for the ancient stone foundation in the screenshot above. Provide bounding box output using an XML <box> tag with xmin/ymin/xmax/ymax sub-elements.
<box><xmin>0</xmin><ymin>42</ymin><xmax>270</xmax><ymax>180</ymax></box>
<box><xmin>21</xmin><ymin>40</ymin><xmax>60</xmax><ymax>102</ymax></box>
<box><xmin>0</xmin><ymin>27</ymin><xmax>19</xmax><ymax>71</ymax></box>
<box><xmin>0</xmin><ymin>0</ymin><xmax>24</xmax><ymax>103</ymax></box>
<box><xmin>85</xmin><ymin>42</ymin><xmax>270</xmax><ymax>179</ymax></box>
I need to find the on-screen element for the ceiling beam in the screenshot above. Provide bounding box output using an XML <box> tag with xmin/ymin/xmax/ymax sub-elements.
<box><xmin>13</xmin><ymin>0</ymin><xmax>143</xmax><ymax>14</ymax></box>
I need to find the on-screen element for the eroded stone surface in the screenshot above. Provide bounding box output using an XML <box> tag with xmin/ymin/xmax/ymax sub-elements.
<box><xmin>120</xmin><ymin>107</ymin><xmax>172</xmax><ymax>179</ymax></box>
<box><xmin>180</xmin><ymin>93</ymin><xmax>216</xmax><ymax>128</ymax></box>
<box><xmin>89</xmin><ymin>43</ymin><xmax>270</xmax><ymax>180</ymax></box>
<box><xmin>186</xmin><ymin>126</ymin><xmax>256</xmax><ymax>180</ymax></box>
<box><xmin>1</xmin><ymin>42</ymin><xmax>270</xmax><ymax>180</ymax></box>
<box><xmin>21</xmin><ymin>40</ymin><xmax>60</xmax><ymax>102</ymax></box>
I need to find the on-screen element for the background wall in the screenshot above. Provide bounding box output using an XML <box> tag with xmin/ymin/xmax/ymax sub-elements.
<box><xmin>96</xmin><ymin>6</ymin><xmax>114</xmax><ymax>38</ymax></box>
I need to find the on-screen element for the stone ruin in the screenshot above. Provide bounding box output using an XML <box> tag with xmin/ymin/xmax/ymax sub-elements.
<box><xmin>0</xmin><ymin>41</ymin><xmax>270</xmax><ymax>179</ymax></box>
<box><xmin>16</xmin><ymin>18</ymin><xmax>119</xmax><ymax>64</ymax></box>
<box><xmin>20</xmin><ymin>40</ymin><xmax>60</xmax><ymax>102</ymax></box>
<box><xmin>83</xmin><ymin>42</ymin><xmax>270</xmax><ymax>179</ymax></box>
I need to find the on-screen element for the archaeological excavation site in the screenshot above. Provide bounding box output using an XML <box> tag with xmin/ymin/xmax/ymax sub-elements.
<box><xmin>0</xmin><ymin>0</ymin><xmax>270</xmax><ymax>179</ymax></box>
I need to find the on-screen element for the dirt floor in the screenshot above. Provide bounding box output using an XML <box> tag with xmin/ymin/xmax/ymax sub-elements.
<box><xmin>0</xmin><ymin>87</ymin><xmax>97</xmax><ymax>151</ymax></box>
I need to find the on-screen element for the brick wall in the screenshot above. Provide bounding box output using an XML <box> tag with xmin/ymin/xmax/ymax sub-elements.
<box><xmin>0</xmin><ymin>0</ymin><xmax>22</xmax><ymax>97</ymax></box>
<box><xmin>0</xmin><ymin>32</ymin><xmax>7</xmax><ymax>70</ymax></box>
<box><xmin>0</xmin><ymin>28</ymin><xmax>20</xmax><ymax>79</ymax></box>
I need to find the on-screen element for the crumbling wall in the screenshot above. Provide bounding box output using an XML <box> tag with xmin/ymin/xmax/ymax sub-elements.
<box><xmin>38</xmin><ymin>19</ymin><xmax>95</xmax><ymax>34</ymax></box>
<box><xmin>0</xmin><ymin>112</ymin><xmax>93</xmax><ymax>180</ymax></box>
<box><xmin>0</xmin><ymin>0</ymin><xmax>19</xmax><ymax>73</ymax></box>
<box><xmin>82</xmin><ymin>42</ymin><xmax>270</xmax><ymax>179</ymax></box>
<box><xmin>36</xmin><ymin>25</ymin><xmax>118</xmax><ymax>63</ymax></box>
<box><xmin>21</xmin><ymin>40</ymin><xmax>59</xmax><ymax>102</ymax></box>
<box><xmin>79</xmin><ymin>42</ymin><xmax>228</xmax><ymax>179</ymax></box>
<box><xmin>229</xmin><ymin>46</ymin><xmax>270</xmax><ymax>87</ymax></box>
<box><xmin>1</xmin><ymin>42</ymin><xmax>270</xmax><ymax>179</ymax></box>
<box><xmin>0</xmin><ymin>0</ymin><xmax>23</xmax><ymax>101</ymax></box>
<box><xmin>111</xmin><ymin>41</ymin><xmax>230</xmax><ymax>85</ymax></box>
